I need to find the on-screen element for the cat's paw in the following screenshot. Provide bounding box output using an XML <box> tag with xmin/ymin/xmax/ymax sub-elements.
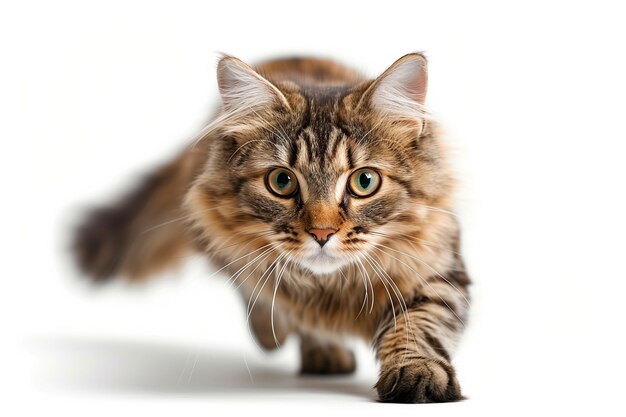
<box><xmin>376</xmin><ymin>357</ymin><xmax>462</xmax><ymax>403</ymax></box>
<box><xmin>248</xmin><ymin>302</ymin><xmax>289</xmax><ymax>351</ymax></box>
<box><xmin>73</xmin><ymin>207</ymin><xmax>128</xmax><ymax>281</ymax></box>
<box><xmin>300</xmin><ymin>343</ymin><xmax>356</xmax><ymax>375</ymax></box>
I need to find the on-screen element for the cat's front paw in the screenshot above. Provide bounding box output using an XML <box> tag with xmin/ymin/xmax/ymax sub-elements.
<box><xmin>300</xmin><ymin>342</ymin><xmax>356</xmax><ymax>375</ymax></box>
<box><xmin>376</xmin><ymin>357</ymin><xmax>463</xmax><ymax>403</ymax></box>
<box><xmin>73</xmin><ymin>207</ymin><xmax>128</xmax><ymax>281</ymax></box>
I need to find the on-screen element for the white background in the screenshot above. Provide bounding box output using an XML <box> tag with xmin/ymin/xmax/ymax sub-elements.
<box><xmin>1</xmin><ymin>1</ymin><xmax>625</xmax><ymax>415</ymax></box>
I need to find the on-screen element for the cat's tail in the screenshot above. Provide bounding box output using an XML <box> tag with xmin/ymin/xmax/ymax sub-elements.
<box><xmin>72</xmin><ymin>147</ymin><xmax>205</xmax><ymax>282</ymax></box>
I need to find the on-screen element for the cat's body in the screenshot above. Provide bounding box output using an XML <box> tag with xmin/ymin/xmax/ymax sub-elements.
<box><xmin>74</xmin><ymin>54</ymin><xmax>471</xmax><ymax>403</ymax></box>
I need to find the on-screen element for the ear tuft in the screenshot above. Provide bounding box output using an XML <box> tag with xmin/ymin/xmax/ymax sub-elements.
<box><xmin>217</xmin><ymin>56</ymin><xmax>290</xmax><ymax>112</ymax></box>
<box><xmin>365</xmin><ymin>53</ymin><xmax>429</xmax><ymax>120</ymax></box>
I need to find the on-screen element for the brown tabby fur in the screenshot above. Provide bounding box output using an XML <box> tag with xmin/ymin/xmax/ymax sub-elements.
<box><xmin>73</xmin><ymin>53</ymin><xmax>471</xmax><ymax>403</ymax></box>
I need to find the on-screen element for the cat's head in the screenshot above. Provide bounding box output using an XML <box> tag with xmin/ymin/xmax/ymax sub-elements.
<box><xmin>186</xmin><ymin>53</ymin><xmax>454</xmax><ymax>276</ymax></box>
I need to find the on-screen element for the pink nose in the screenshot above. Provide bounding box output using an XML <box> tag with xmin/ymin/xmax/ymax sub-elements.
<box><xmin>308</xmin><ymin>228</ymin><xmax>337</xmax><ymax>247</ymax></box>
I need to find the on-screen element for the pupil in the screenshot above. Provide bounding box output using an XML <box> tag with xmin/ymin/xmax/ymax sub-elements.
<box><xmin>359</xmin><ymin>172</ymin><xmax>372</xmax><ymax>189</ymax></box>
<box><xmin>276</xmin><ymin>172</ymin><xmax>290</xmax><ymax>189</ymax></box>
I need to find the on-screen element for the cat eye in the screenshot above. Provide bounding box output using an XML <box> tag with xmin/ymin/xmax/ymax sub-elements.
<box><xmin>348</xmin><ymin>168</ymin><xmax>381</xmax><ymax>198</ymax></box>
<box><xmin>265</xmin><ymin>167</ymin><xmax>299</xmax><ymax>197</ymax></box>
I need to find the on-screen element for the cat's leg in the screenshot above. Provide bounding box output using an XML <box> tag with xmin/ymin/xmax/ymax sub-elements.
<box><xmin>374</xmin><ymin>271</ymin><xmax>469</xmax><ymax>403</ymax></box>
<box><xmin>245</xmin><ymin>297</ymin><xmax>290</xmax><ymax>351</ymax></box>
<box><xmin>73</xmin><ymin>145</ymin><xmax>207</xmax><ymax>281</ymax></box>
<box><xmin>299</xmin><ymin>333</ymin><xmax>356</xmax><ymax>375</ymax></box>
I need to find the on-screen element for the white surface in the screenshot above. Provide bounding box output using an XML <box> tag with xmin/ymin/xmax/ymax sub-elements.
<box><xmin>2</xmin><ymin>0</ymin><xmax>626</xmax><ymax>415</ymax></box>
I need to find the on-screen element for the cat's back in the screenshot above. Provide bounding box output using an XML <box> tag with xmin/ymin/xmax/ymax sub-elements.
<box><xmin>254</xmin><ymin>56</ymin><xmax>364</xmax><ymax>88</ymax></box>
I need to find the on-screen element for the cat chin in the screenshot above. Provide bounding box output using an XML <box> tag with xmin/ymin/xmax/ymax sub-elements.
<box><xmin>297</xmin><ymin>253</ymin><xmax>351</xmax><ymax>275</ymax></box>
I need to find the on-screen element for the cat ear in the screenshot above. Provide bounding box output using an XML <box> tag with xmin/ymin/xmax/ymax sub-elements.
<box><xmin>360</xmin><ymin>53</ymin><xmax>428</xmax><ymax>120</ymax></box>
<box><xmin>217</xmin><ymin>56</ymin><xmax>290</xmax><ymax>112</ymax></box>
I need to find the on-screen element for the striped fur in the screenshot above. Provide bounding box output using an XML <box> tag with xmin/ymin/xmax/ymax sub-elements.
<box><xmin>73</xmin><ymin>53</ymin><xmax>471</xmax><ymax>403</ymax></box>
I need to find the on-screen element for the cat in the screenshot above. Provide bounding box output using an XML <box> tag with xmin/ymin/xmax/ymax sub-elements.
<box><xmin>73</xmin><ymin>53</ymin><xmax>471</xmax><ymax>403</ymax></box>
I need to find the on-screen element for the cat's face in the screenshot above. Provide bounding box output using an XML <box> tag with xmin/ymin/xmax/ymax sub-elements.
<box><xmin>188</xmin><ymin>54</ymin><xmax>452</xmax><ymax>276</ymax></box>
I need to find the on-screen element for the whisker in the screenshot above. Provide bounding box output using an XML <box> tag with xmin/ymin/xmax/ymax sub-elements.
<box><xmin>370</xmin><ymin>231</ymin><xmax>462</xmax><ymax>256</ymax></box>
<box><xmin>362</xmin><ymin>251</ymin><xmax>419</xmax><ymax>354</ymax></box>
<box><xmin>359</xmin><ymin>253</ymin><xmax>397</xmax><ymax>331</ymax></box>
<box><xmin>207</xmin><ymin>242</ymin><xmax>276</xmax><ymax>280</ymax></box>
<box><xmin>349</xmin><ymin>254</ymin><xmax>369</xmax><ymax>319</ymax></box>
<box><xmin>367</xmin><ymin>250</ymin><xmax>422</xmax><ymax>355</ymax></box>
<box><xmin>227</xmin><ymin>244</ymin><xmax>282</xmax><ymax>288</ymax></box>
<box><xmin>246</xmin><ymin>251</ymin><xmax>286</xmax><ymax>322</ymax></box>
<box><xmin>211</xmin><ymin>231</ymin><xmax>274</xmax><ymax>254</ymax></box>
<box><xmin>370</xmin><ymin>241</ymin><xmax>470</xmax><ymax>308</ymax></box>
<box><xmin>270</xmin><ymin>249</ymin><xmax>294</xmax><ymax>347</ymax></box>
<box><xmin>354</xmin><ymin>255</ymin><xmax>375</xmax><ymax>313</ymax></box>
<box><xmin>367</xmin><ymin>243</ymin><xmax>467</xmax><ymax>329</ymax></box>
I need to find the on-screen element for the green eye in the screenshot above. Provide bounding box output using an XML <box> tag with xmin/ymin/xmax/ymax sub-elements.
<box><xmin>265</xmin><ymin>167</ymin><xmax>299</xmax><ymax>197</ymax></box>
<box><xmin>348</xmin><ymin>168</ymin><xmax>381</xmax><ymax>197</ymax></box>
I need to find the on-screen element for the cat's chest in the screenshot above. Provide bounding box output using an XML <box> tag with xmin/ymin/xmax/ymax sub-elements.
<box><xmin>276</xmin><ymin>279</ymin><xmax>409</xmax><ymax>339</ymax></box>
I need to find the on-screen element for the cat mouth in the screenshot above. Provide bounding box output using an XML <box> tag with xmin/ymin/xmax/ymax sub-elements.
<box><xmin>302</xmin><ymin>250</ymin><xmax>340</xmax><ymax>264</ymax></box>
<box><xmin>297</xmin><ymin>248</ymin><xmax>350</xmax><ymax>275</ymax></box>
<box><xmin>308</xmin><ymin>251</ymin><xmax>339</xmax><ymax>262</ymax></box>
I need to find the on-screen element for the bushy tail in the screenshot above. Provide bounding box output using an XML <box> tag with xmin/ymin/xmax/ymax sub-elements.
<box><xmin>73</xmin><ymin>147</ymin><xmax>204</xmax><ymax>282</ymax></box>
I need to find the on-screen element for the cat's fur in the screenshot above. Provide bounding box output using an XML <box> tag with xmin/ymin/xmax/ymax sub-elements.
<box><xmin>73</xmin><ymin>53</ymin><xmax>471</xmax><ymax>403</ymax></box>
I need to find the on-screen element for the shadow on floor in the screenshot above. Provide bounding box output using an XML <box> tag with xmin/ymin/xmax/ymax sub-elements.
<box><xmin>27</xmin><ymin>336</ymin><xmax>376</xmax><ymax>400</ymax></box>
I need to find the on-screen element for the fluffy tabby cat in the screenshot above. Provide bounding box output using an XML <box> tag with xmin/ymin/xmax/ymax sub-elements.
<box><xmin>73</xmin><ymin>53</ymin><xmax>471</xmax><ymax>403</ymax></box>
